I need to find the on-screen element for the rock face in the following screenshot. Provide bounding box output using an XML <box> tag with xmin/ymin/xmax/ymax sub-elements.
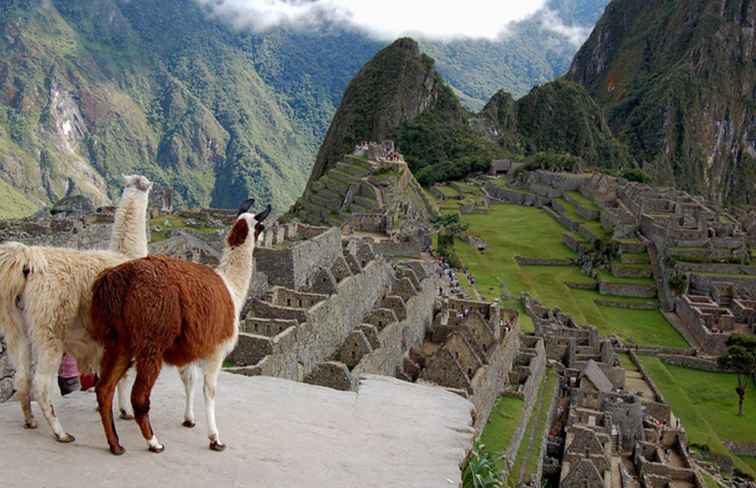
<box><xmin>477</xmin><ymin>80</ymin><xmax>632</xmax><ymax>168</ymax></box>
<box><xmin>308</xmin><ymin>38</ymin><xmax>444</xmax><ymax>187</ymax></box>
<box><xmin>566</xmin><ymin>0</ymin><xmax>756</xmax><ymax>205</ymax></box>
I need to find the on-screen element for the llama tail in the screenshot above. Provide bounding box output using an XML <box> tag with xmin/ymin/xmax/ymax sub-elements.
<box><xmin>0</xmin><ymin>242</ymin><xmax>47</xmax><ymax>328</ymax></box>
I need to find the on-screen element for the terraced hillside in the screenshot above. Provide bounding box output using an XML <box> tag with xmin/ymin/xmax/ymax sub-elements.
<box><xmin>289</xmin><ymin>154</ymin><xmax>435</xmax><ymax>231</ymax></box>
<box><xmin>431</xmin><ymin>179</ymin><xmax>686</xmax><ymax>348</ymax></box>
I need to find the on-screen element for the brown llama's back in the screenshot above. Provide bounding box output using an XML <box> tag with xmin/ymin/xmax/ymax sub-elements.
<box><xmin>91</xmin><ymin>255</ymin><xmax>236</xmax><ymax>367</ymax></box>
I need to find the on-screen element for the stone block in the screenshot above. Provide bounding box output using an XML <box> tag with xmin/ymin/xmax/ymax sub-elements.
<box><xmin>304</xmin><ymin>361</ymin><xmax>353</xmax><ymax>391</ymax></box>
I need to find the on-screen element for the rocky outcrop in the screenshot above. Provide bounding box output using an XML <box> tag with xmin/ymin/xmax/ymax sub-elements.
<box><xmin>307</xmin><ymin>38</ymin><xmax>445</xmax><ymax>187</ymax></box>
<box><xmin>476</xmin><ymin>80</ymin><xmax>632</xmax><ymax>169</ymax></box>
<box><xmin>567</xmin><ymin>0</ymin><xmax>756</xmax><ymax>205</ymax></box>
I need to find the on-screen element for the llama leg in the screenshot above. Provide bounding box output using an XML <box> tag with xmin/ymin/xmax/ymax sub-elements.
<box><xmin>116</xmin><ymin>368</ymin><xmax>134</xmax><ymax>420</ymax></box>
<box><xmin>179</xmin><ymin>365</ymin><xmax>197</xmax><ymax>428</ymax></box>
<box><xmin>31</xmin><ymin>346</ymin><xmax>72</xmax><ymax>442</ymax></box>
<box><xmin>96</xmin><ymin>347</ymin><xmax>131</xmax><ymax>455</ymax></box>
<box><xmin>6</xmin><ymin>332</ymin><xmax>36</xmax><ymax>429</ymax></box>
<box><xmin>203</xmin><ymin>354</ymin><xmax>225</xmax><ymax>451</ymax></box>
<box><xmin>131</xmin><ymin>358</ymin><xmax>163</xmax><ymax>453</ymax></box>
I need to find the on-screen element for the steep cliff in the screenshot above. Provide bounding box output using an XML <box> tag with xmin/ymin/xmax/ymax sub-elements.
<box><xmin>476</xmin><ymin>80</ymin><xmax>631</xmax><ymax>168</ymax></box>
<box><xmin>307</xmin><ymin>38</ymin><xmax>445</xmax><ymax>187</ymax></box>
<box><xmin>567</xmin><ymin>0</ymin><xmax>756</xmax><ymax>204</ymax></box>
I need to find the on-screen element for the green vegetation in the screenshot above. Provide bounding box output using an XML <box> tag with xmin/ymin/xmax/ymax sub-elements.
<box><xmin>478</xmin><ymin>396</ymin><xmax>526</xmax><ymax>472</ymax></box>
<box><xmin>639</xmin><ymin>356</ymin><xmax>756</xmax><ymax>478</ymax></box>
<box><xmin>149</xmin><ymin>215</ymin><xmax>219</xmax><ymax>243</ymax></box>
<box><xmin>449</xmin><ymin>203</ymin><xmax>684</xmax><ymax>347</ymax></box>
<box><xmin>0</xmin><ymin>178</ymin><xmax>38</xmax><ymax>219</ymax></box>
<box><xmin>508</xmin><ymin>369</ymin><xmax>556</xmax><ymax>486</ymax></box>
<box><xmin>463</xmin><ymin>441</ymin><xmax>504</xmax><ymax>488</ymax></box>
<box><xmin>399</xmin><ymin>83</ymin><xmax>506</xmax><ymax>187</ymax></box>
<box><xmin>717</xmin><ymin>335</ymin><xmax>756</xmax><ymax>417</ymax></box>
<box><xmin>514</xmin><ymin>80</ymin><xmax>633</xmax><ymax>169</ymax></box>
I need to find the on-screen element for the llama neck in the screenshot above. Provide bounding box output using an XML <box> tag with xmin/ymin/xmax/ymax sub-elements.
<box><xmin>109</xmin><ymin>189</ymin><xmax>149</xmax><ymax>259</ymax></box>
<box><xmin>217</xmin><ymin>241</ymin><xmax>255</xmax><ymax>309</ymax></box>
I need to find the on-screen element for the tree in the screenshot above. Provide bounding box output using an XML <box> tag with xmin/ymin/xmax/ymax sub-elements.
<box><xmin>431</xmin><ymin>213</ymin><xmax>469</xmax><ymax>239</ymax></box>
<box><xmin>718</xmin><ymin>335</ymin><xmax>756</xmax><ymax>416</ymax></box>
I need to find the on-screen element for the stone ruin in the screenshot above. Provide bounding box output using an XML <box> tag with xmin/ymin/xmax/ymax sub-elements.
<box><xmin>523</xmin><ymin>295</ymin><xmax>705</xmax><ymax>488</ymax></box>
<box><xmin>484</xmin><ymin>169</ymin><xmax>755</xmax><ymax>354</ymax></box>
<box><xmin>676</xmin><ymin>284</ymin><xmax>756</xmax><ymax>354</ymax></box>
<box><xmin>353</xmin><ymin>139</ymin><xmax>403</xmax><ymax>162</ymax></box>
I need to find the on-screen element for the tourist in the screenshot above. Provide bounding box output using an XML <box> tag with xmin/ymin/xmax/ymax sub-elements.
<box><xmin>58</xmin><ymin>353</ymin><xmax>80</xmax><ymax>396</ymax></box>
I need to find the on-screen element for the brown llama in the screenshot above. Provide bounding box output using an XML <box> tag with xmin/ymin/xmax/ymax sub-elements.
<box><xmin>90</xmin><ymin>199</ymin><xmax>270</xmax><ymax>455</ymax></box>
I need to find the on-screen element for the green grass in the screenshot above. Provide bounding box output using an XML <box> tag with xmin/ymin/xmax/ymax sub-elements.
<box><xmin>508</xmin><ymin>369</ymin><xmax>556</xmax><ymax>486</ymax></box>
<box><xmin>554</xmin><ymin>198</ymin><xmax>585</xmax><ymax>223</ymax></box>
<box><xmin>150</xmin><ymin>215</ymin><xmax>219</xmax><ymax>243</ymax></box>
<box><xmin>739</xmin><ymin>456</ymin><xmax>756</xmax><ymax>473</ymax></box>
<box><xmin>452</xmin><ymin>203</ymin><xmax>683</xmax><ymax>347</ymax></box>
<box><xmin>0</xmin><ymin>178</ymin><xmax>38</xmax><ymax>219</ymax></box>
<box><xmin>478</xmin><ymin>396</ymin><xmax>526</xmax><ymax>472</ymax></box>
<box><xmin>566</xmin><ymin>191</ymin><xmax>599</xmax><ymax>211</ymax></box>
<box><xmin>638</xmin><ymin>356</ymin><xmax>756</xmax><ymax>478</ymax></box>
<box><xmin>597</xmin><ymin>306</ymin><xmax>686</xmax><ymax>347</ymax></box>
<box><xmin>618</xmin><ymin>353</ymin><xmax>637</xmax><ymax>371</ymax></box>
<box><xmin>582</xmin><ymin>220</ymin><xmax>610</xmax><ymax>240</ymax></box>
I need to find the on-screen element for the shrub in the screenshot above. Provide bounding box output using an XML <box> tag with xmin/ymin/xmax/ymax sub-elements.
<box><xmin>621</xmin><ymin>168</ymin><xmax>651</xmax><ymax>183</ymax></box>
<box><xmin>462</xmin><ymin>441</ymin><xmax>504</xmax><ymax>488</ymax></box>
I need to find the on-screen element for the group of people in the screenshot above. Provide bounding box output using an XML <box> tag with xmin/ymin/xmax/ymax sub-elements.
<box><xmin>435</xmin><ymin>256</ymin><xmax>463</xmax><ymax>296</ymax></box>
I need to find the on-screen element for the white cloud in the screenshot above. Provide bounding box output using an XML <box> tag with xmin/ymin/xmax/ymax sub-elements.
<box><xmin>194</xmin><ymin>0</ymin><xmax>548</xmax><ymax>41</ymax></box>
<box><xmin>536</xmin><ymin>8</ymin><xmax>592</xmax><ymax>46</ymax></box>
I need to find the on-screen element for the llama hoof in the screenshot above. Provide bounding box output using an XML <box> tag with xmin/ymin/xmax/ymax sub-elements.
<box><xmin>56</xmin><ymin>433</ymin><xmax>75</xmax><ymax>443</ymax></box>
<box><xmin>182</xmin><ymin>420</ymin><xmax>196</xmax><ymax>428</ymax></box>
<box><xmin>110</xmin><ymin>445</ymin><xmax>126</xmax><ymax>456</ymax></box>
<box><xmin>209</xmin><ymin>440</ymin><xmax>226</xmax><ymax>452</ymax></box>
<box><xmin>24</xmin><ymin>419</ymin><xmax>38</xmax><ymax>430</ymax></box>
<box><xmin>119</xmin><ymin>409</ymin><xmax>135</xmax><ymax>421</ymax></box>
<box><xmin>148</xmin><ymin>444</ymin><xmax>165</xmax><ymax>454</ymax></box>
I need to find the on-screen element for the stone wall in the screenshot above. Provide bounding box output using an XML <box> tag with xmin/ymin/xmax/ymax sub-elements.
<box><xmin>598</xmin><ymin>282</ymin><xmax>657</xmax><ymax>298</ymax></box>
<box><xmin>468</xmin><ymin>327</ymin><xmax>523</xmax><ymax>431</ymax></box>
<box><xmin>594</xmin><ymin>299</ymin><xmax>658</xmax><ymax>310</ymax></box>
<box><xmin>657</xmin><ymin>354</ymin><xmax>727</xmax><ymax>372</ymax></box>
<box><xmin>351</xmin><ymin>269</ymin><xmax>440</xmax><ymax>386</ymax></box>
<box><xmin>0</xmin><ymin>339</ymin><xmax>13</xmax><ymax>402</ymax></box>
<box><xmin>230</xmin><ymin>258</ymin><xmax>392</xmax><ymax>379</ymax></box>
<box><xmin>514</xmin><ymin>256</ymin><xmax>574</xmax><ymax>267</ymax></box>
<box><xmin>347</xmin><ymin>213</ymin><xmax>388</xmax><ymax>234</ymax></box>
<box><xmin>483</xmin><ymin>183</ymin><xmax>547</xmax><ymax>207</ymax></box>
<box><xmin>254</xmin><ymin>226</ymin><xmax>343</xmax><ymax>290</ymax></box>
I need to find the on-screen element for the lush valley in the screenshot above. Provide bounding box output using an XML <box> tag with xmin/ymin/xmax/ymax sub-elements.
<box><xmin>0</xmin><ymin>0</ymin><xmax>607</xmax><ymax>215</ymax></box>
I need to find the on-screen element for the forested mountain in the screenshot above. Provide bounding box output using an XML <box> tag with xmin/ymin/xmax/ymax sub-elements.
<box><xmin>567</xmin><ymin>0</ymin><xmax>756</xmax><ymax>205</ymax></box>
<box><xmin>0</xmin><ymin>0</ymin><xmax>607</xmax><ymax>214</ymax></box>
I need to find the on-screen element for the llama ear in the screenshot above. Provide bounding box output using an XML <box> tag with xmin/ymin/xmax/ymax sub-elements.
<box><xmin>255</xmin><ymin>204</ymin><xmax>272</xmax><ymax>223</ymax></box>
<box><xmin>227</xmin><ymin>218</ymin><xmax>250</xmax><ymax>248</ymax></box>
<box><xmin>237</xmin><ymin>198</ymin><xmax>255</xmax><ymax>217</ymax></box>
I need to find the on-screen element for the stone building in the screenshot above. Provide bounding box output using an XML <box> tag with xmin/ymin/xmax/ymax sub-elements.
<box><xmin>523</xmin><ymin>296</ymin><xmax>705</xmax><ymax>488</ymax></box>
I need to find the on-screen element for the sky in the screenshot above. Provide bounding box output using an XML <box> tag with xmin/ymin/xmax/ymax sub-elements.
<box><xmin>193</xmin><ymin>0</ymin><xmax>550</xmax><ymax>41</ymax></box>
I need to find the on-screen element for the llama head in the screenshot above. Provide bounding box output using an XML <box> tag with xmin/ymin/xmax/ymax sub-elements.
<box><xmin>228</xmin><ymin>200</ymin><xmax>272</xmax><ymax>247</ymax></box>
<box><xmin>122</xmin><ymin>175</ymin><xmax>153</xmax><ymax>193</ymax></box>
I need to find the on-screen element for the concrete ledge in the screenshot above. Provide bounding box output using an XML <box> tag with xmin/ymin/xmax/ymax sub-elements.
<box><xmin>0</xmin><ymin>370</ymin><xmax>475</xmax><ymax>488</ymax></box>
